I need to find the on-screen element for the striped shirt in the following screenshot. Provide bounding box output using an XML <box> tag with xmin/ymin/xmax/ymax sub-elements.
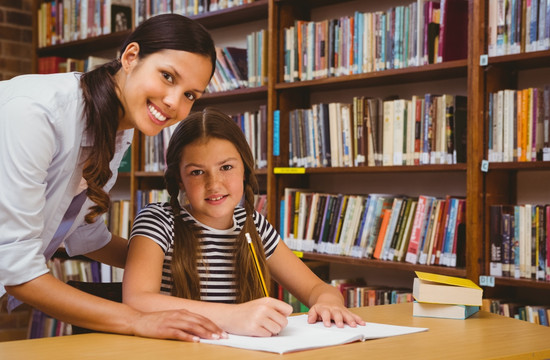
<box><xmin>129</xmin><ymin>203</ymin><xmax>279</xmax><ymax>303</ymax></box>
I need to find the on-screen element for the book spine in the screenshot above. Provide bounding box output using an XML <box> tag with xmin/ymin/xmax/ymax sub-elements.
<box><xmin>405</xmin><ymin>195</ymin><xmax>427</xmax><ymax>263</ymax></box>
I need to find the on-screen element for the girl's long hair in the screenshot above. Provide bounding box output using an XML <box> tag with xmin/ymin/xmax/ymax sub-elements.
<box><xmin>164</xmin><ymin>107</ymin><xmax>268</xmax><ymax>303</ymax></box>
<box><xmin>80</xmin><ymin>14</ymin><xmax>216</xmax><ymax>223</ymax></box>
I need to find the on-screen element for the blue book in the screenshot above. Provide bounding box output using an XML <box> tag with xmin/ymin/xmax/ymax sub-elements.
<box><xmin>413</xmin><ymin>301</ymin><xmax>480</xmax><ymax>319</ymax></box>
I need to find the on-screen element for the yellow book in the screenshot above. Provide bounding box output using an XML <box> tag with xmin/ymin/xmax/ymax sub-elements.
<box><xmin>412</xmin><ymin>271</ymin><xmax>483</xmax><ymax>306</ymax></box>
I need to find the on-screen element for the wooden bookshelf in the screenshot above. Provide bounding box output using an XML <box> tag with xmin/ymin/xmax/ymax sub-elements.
<box><xmin>36</xmin><ymin>30</ymin><xmax>132</xmax><ymax>58</ymax></box>
<box><xmin>267</xmin><ymin>0</ymin><xmax>549</xmax><ymax>309</ymax></box>
<box><xmin>297</xmin><ymin>251</ymin><xmax>467</xmax><ymax>278</ymax></box>
<box><xmin>472</xmin><ymin>0</ymin><xmax>550</xmax><ymax>305</ymax></box>
<box><xmin>191</xmin><ymin>0</ymin><xmax>269</xmax><ymax>29</ymax></box>
<box><xmin>276</xmin><ymin>164</ymin><xmax>467</xmax><ymax>175</ymax></box>
<box><xmin>198</xmin><ymin>86</ymin><xmax>268</xmax><ymax>104</ymax></box>
<box><xmin>274</xmin><ymin>60</ymin><xmax>468</xmax><ymax>92</ymax></box>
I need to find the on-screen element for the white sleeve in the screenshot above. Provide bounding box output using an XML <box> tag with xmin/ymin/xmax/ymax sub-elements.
<box><xmin>0</xmin><ymin>97</ymin><xmax>56</xmax><ymax>289</ymax></box>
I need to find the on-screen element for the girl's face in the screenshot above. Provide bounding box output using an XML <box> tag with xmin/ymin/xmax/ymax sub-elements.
<box><xmin>116</xmin><ymin>43</ymin><xmax>213</xmax><ymax>136</ymax></box>
<box><xmin>179</xmin><ymin>137</ymin><xmax>245</xmax><ymax>230</ymax></box>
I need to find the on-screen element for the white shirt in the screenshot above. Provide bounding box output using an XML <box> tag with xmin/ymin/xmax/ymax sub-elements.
<box><xmin>0</xmin><ymin>73</ymin><xmax>133</xmax><ymax>307</ymax></box>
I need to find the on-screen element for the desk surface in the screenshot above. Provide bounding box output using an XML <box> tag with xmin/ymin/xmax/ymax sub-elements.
<box><xmin>2</xmin><ymin>303</ymin><xmax>550</xmax><ymax>360</ymax></box>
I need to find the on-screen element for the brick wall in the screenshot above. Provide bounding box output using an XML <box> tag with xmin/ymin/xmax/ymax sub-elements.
<box><xmin>0</xmin><ymin>0</ymin><xmax>34</xmax><ymax>80</ymax></box>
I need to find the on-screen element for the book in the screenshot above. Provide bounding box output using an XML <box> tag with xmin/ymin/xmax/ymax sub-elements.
<box><xmin>413</xmin><ymin>301</ymin><xmax>479</xmax><ymax>319</ymax></box>
<box><xmin>405</xmin><ymin>195</ymin><xmax>434</xmax><ymax>263</ymax></box>
<box><xmin>412</xmin><ymin>271</ymin><xmax>483</xmax><ymax>306</ymax></box>
<box><xmin>200</xmin><ymin>314</ymin><xmax>428</xmax><ymax>354</ymax></box>
<box><xmin>437</xmin><ymin>0</ymin><xmax>468</xmax><ymax>62</ymax></box>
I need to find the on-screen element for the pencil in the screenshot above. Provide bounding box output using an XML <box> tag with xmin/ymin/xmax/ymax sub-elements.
<box><xmin>245</xmin><ymin>232</ymin><xmax>269</xmax><ymax>297</ymax></box>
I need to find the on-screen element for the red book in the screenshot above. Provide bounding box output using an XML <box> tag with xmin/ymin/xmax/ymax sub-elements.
<box><xmin>428</xmin><ymin>198</ymin><xmax>447</xmax><ymax>265</ymax></box>
<box><xmin>438</xmin><ymin>0</ymin><xmax>468</xmax><ymax>62</ymax></box>
<box><xmin>433</xmin><ymin>196</ymin><xmax>452</xmax><ymax>265</ymax></box>
<box><xmin>405</xmin><ymin>195</ymin><xmax>430</xmax><ymax>264</ymax></box>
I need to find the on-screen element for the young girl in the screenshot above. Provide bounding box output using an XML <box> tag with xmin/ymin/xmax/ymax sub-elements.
<box><xmin>0</xmin><ymin>14</ymin><xmax>225</xmax><ymax>341</ymax></box>
<box><xmin>124</xmin><ymin>108</ymin><xmax>365</xmax><ymax>337</ymax></box>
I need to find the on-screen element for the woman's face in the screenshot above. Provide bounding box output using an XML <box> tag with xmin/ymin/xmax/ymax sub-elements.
<box><xmin>116</xmin><ymin>43</ymin><xmax>213</xmax><ymax>136</ymax></box>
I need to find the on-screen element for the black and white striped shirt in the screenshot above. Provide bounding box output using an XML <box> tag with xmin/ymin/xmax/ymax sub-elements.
<box><xmin>129</xmin><ymin>203</ymin><xmax>279</xmax><ymax>303</ymax></box>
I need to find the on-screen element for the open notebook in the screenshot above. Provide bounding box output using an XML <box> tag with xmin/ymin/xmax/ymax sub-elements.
<box><xmin>200</xmin><ymin>314</ymin><xmax>428</xmax><ymax>354</ymax></box>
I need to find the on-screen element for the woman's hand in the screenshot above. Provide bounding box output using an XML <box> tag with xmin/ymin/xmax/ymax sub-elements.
<box><xmin>132</xmin><ymin>308</ymin><xmax>227</xmax><ymax>342</ymax></box>
<box><xmin>220</xmin><ymin>297</ymin><xmax>293</xmax><ymax>337</ymax></box>
<box><xmin>307</xmin><ymin>300</ymin><xmax>366</xmax><ymax>328</ymax></box>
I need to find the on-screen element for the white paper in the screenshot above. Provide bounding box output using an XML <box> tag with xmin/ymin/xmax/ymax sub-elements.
<box><xmin>200</xmin><ymin>314</ymin><xmax>428</xmax><ymax>354</ymax></box>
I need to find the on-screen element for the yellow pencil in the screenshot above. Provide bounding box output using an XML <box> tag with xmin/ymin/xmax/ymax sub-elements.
<box><xmin>245</xmin><ymin>232</ymin><xmax>269</xmax><ymax>297</ymax></box>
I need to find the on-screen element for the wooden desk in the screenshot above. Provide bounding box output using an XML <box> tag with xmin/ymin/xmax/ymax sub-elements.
<box><xmin>1</xmin><ymin>303</ymin><xmax>549</xmax><ymax>360</ymax></box>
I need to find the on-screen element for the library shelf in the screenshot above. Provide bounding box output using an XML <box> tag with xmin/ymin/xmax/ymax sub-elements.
<box><xmin>274</xmin><ymin>164</ymin><xmax>467</xmax><ymax>175</ymax></box>
<box><xmin>36</xmin><ymin>30</ymin><xmax>132</xmax><ymax>58</ymax></box>
<box><xmin>297</xmin><ymin>251</ymin><xmax>467</xmax><ymax>278</ymax></box>
<box><xmin>191</xmin><ymin>0</ymin><xmax>269</xmax><ymax>29</ymax></box>
<box><xmin>487</xmin><ymin>49</ymin><xmax>550</xmax><ymax>71</ymax></box>
<box><xmin>134</xmin><ymin>171</ymin><xmax>163</xmax><ymax>178</ymax></box>
<box><xmin>275</xmin><ymin>60</ymin><xmax>468</xmax><ymax>92</ymax></box>
<box><xmin>486</xmin><ymin>162</ymin><xmax>550</xmax><ymax>171</ymax></box>
<box><xmin>198</xmin><ymin>86</ymin><xmax>268</xmax><ymax>105</ymax></box>
<box><xmin>494</xmin><ymin>277</ymin><xmax>550</xmax><ymax>291</ymax></box>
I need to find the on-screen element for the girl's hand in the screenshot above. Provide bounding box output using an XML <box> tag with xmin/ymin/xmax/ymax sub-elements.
<box><xmin>132</xmin><ymin>308</ymin><xmax>227</xmax><ymax>342</ymax></box>
<box><xmin>307</xmin><ymin>302</ymin><xmax>366</xmax><ymax>328</ymax></box>
<box><xmin>222</xmin><ymin>297</ymin><xmax>293</xmax><ymax>337</ymax></box>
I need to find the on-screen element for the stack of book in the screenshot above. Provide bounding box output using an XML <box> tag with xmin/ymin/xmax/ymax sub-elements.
<box><xmin>412</xmin><ymin>271</ymin><xmax>483</xmax><ymax>319</ymax></box>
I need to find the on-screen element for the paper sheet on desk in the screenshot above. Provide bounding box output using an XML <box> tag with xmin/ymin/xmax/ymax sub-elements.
<box><xmin>200</xmin><ymin>314</ymin><xmax>428</xmax><ymax>354</ymax></box>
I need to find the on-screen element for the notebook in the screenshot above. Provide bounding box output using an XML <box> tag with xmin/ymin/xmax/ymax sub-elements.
<box><xmin>200</xmin><ymin>314</ymin><xmax>428</xmax><ymax>354</ymax></box>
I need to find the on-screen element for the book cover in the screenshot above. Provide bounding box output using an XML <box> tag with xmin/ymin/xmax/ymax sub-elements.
<box><xmin>412</xmin><ymin>271</ymin><xmax>483</xmax><ymax>306</ymax></box>
<box><xmin>336</xmin><ymin>195</ymin><xmax>357</xmax><ymax>252</ymax></box>
<box><xmin>372</xmin><ymin>208</ymin><xmax>392</xmax><ymax>259</ymax></box>
<box><xmin>417</xmin><ymin>197</ymin><xmax>438</xmax><ymax>264</ymax></box>
<box><xmin>395</xmin><ymin>200</ymin><xmax>418</xmax><ymax>262</ymax></box>
<box><xmin>413</xmin><ymin>301</ymin><xmax>479</xmax><ymax>320</ymax></box>
<box><xmin>388</xmin><ymin>197</ymin><xmax>412</xmax><ymax>260</ymax></box>
<box><xmin>452</xmin><ymin>95</ymin><xmax>468</xmax><ymax>163</ymax></box>
<box><xmin>430</xmin><ymin>196</ymin><xmax>449</xmax><ymax>265</ymax></box>
<box><xmin>437</xmin><ymin>0</ymin><xmax>468</xmax><ymax>62</ymax></box>
<box><xmin>312</xmin><ymin>194</ymin><xmax>330</xmax><ymax>244</ymax></box>
<box><xmin>380</xmin><ymin>197</ymin><xmax>405</xmax><ymax>260</ymax></box>
<box><xmin>405</xmin><ymin>195</ymin><xmax>433</xmax><ymax>263</ymax></box>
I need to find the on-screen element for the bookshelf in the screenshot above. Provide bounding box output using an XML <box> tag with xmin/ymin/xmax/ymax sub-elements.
<box><xmin>269</xmin><ymin>0</ymin><xmax>470</xmax><ymax>285</ymax></box>
<box><xmin>477</xmin><ymin>0</ymin><xmax>550</xmax><ymax>308</ymax></box>
<box><xmin>268</xmin><ymin>0</ymin><xmax>550</xmax><ymax>310</ymax></box>
<box><xmin>30</xmin><ymin>0</ymin><xmax>550</xmax><ymax>323</ymax></box>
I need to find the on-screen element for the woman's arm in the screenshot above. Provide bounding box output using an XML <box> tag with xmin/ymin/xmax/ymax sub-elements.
<box><xmin>5</xmin><ymin>273</ymin><xmax>224</xmax><ymax>341</ymax></box>
<box><xmin>267</xmin><ymin>240</ymin><xmax>365</xmax><ymax>327</ymax></box>
<box><xmin>85</xmin><ymin>234</ymin><xmax>128</xmax><ymax>269</ymax></box>
<box><xmin>123</xmin><ymin>236</ymin><xmax>292</xmax><ymax>336</ymax></box>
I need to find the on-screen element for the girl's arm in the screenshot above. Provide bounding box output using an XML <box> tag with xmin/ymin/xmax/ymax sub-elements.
<box><xmin>5</xmin><ymin>273</ymin><xmax>224</xmax><ymax>341</ymax></box>
<box><xmin>123</xmin><ymin>236</ymin><xmax>292</xmax><ymax>337</ymax></box>
<box><xmin>267</xmin><ymin>240</ymin><xmax>365</xmax><ymax>327</ymax></box>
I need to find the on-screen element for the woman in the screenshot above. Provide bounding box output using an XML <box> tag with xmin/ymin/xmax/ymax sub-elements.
<box><xmin>0</xmin><ymin>14</ymin><xmax>225</xmax><ymax>341</ymax></box>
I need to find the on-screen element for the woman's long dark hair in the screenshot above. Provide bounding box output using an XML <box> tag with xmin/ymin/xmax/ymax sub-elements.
<box><xmin>164</xmin><ymin>108</ymin><xmax>268</xmax><ymax>303</ymax></box>
<box><xmin>80</xmin><ymin>14</ymin><xmax>216</xmax><ymax>223</ymax></box>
